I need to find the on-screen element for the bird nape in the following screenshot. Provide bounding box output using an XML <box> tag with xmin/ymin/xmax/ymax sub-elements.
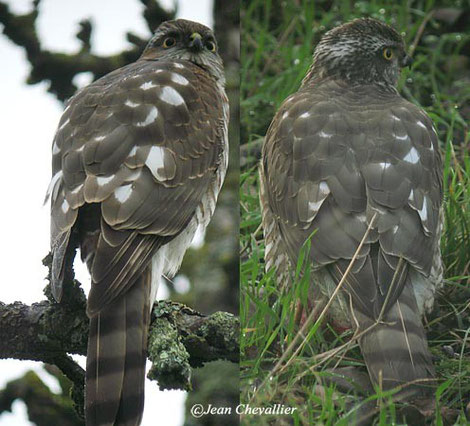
<box><xmin>47</xmin><ymin>19</ymin><xmax>229</xmax><ymax>425</ymax></box>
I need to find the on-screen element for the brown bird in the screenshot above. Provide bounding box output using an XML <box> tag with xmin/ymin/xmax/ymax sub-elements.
<box><xmin>47</xmin><ymin>19</ymin><xmax>228</xmax><ymax>425</ymax></box>
<box><xmin>260</xmin><ymin>18</ymin><xmax>442</xmax><ymax>395</ymax></box>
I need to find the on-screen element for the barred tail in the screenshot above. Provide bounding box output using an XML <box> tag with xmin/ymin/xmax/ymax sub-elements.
<box><xmin>357</xmin><ymin>282</ymin><xmax>435</xmax><ymax>396</ymax></box>
<box><xmin>86</xmin><ymin>269</ymin><xmax>152</xmax><ymax>426</ymax></box>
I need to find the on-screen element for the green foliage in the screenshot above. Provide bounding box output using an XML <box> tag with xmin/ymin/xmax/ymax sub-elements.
<box><xmin>241</xmin><ymin>0</ymin><xmax>470</xmax><ymax>423</ymax></box>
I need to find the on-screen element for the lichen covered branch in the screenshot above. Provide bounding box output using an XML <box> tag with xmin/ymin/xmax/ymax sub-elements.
<box><xmin>147</xmin><ymin>301</ymin><xmax>239</xmax><ymax>390</ymax></box>
<box><xmin>0</xmin><ymin>254</ymin><xmax>239</xmax><ymax>395</ymax></box>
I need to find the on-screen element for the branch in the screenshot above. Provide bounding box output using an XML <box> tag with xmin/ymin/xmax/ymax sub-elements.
<box><xmin>0</xmin><ymin>253</ymin><xmax>239</xmax><ymax>400</ymax></box>
<box><xmin>0</xmin><ymin>0</ymin><xmax>175</xmax><ymax>102</ymax></box>
<box><xmin>0</xmin><ymin>284</ymin><xmax>89</xmax><ymax>362</ymax></box>
<box><xmin>148</xmin><ymin>301</ymin><xmax>239</xmax><ymax>390</ymax></box>
<box><xmin>0</xmin><ymin>367</ymin><xmax>84</xmax><ymax>426</ymax></box>
<box><xmin>0</xmin><ymin>291</ymin><xmax>239</xmax><ymax>374</ymax></box>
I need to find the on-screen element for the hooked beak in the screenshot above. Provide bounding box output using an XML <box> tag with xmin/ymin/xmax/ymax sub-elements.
<box><xmin>189</xmin><ymin>32</ymin><xmax>203</xmax><ymax>52</ymax></box>
<box><xmin>401</xmin><ymin>54</ymin><xmax>413</xmax><ymax>67</ymax></box>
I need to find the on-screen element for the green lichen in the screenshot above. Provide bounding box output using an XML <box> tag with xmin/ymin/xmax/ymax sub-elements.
<box><xmin>198</xmin><ymin>311</ymin><xmax>239</xmax><ymax>353</ymax></box>
<box><xmin>147</xmin><ymin>317</ymin><xmax>191</xmax><ymax>391</ymax></box>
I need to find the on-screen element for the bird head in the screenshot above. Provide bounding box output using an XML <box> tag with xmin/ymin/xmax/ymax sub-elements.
<box><xmin>307</xmin><ymin>18</ymin><xmax>412</xmax><ymax>88</ymax></box>
<box><xmin>140</xmin><ymin>19</ymin><xmax>224</xmax><ymax>84</ymax></box>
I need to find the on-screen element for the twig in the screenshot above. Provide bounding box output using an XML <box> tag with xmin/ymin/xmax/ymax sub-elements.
<box><xmin>409</xmin><ymin>11</ymin><xmax>435</xmax><ymax>57</ymax></box>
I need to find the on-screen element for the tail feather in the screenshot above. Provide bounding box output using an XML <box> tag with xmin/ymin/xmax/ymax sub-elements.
<box><xmin>116</xmin><ymin>269</ymin><xmax>151</xmax><ymax>425</ymax></box>
<box><xmin>357</xmin><ymin>282</ymin><xmax>435</xmax><ymax>395</ymax></box>
<box><xmin>86</xmin><ymin>268</ymin><xmax>152</xmax><ymax>426</ymax></box>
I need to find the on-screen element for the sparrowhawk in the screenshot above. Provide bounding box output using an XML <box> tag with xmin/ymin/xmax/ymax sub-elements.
<box><xmin>260</xmin><ymin>18</ymin><xmax>442</xmax><ymax>394</ymax></box>
<box><xmin>47</xmin><ymin>19</ymin><xmax>229</xmax><ymax>425</ymax></box>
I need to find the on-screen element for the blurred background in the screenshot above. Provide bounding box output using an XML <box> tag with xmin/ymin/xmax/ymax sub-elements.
<box><xmin>0</xmin><ymin>0</ymin><xmax>239</xmax><ymax>425</ymax></box>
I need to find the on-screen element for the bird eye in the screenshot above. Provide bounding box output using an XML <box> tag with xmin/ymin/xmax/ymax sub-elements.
<box><xmin>163</xmin><ymin>37</ymin><xmax>176</xmax><ymax>48</ymax></box>
<box><xmin>206</xmin><ymin>41</ymin><xmax>216</xmax><ymax>52</ymax></box>
<box><xmin>383</xmin><ymin>48</ymin><xmax>394</xmax><ymax>60</ymax></box>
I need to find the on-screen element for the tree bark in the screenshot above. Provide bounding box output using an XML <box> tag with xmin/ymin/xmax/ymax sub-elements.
<box><xmin>0</xmin><ymin>254</ymin><xmax>239</xmax><ymax>417</ymax></box>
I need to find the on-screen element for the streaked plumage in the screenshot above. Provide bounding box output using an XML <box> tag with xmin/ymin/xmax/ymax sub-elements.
<box><xmin>260</xmin><ymin>18</ymin><xmax>442</xmax><ymax>394</ymax></box>
<box><xmin>48</xmin><ymin>19</ymin><xmax>228</xmax><ymax>425</ymax></box>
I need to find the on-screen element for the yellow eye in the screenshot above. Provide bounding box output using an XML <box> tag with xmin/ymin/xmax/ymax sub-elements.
<box><xmin>163</xmin><ymin>37</ymin><xmax>176</xmax><ymax>48</ymax></box>
<box><xmin>206</xmin><ymin>41</ymin><xmax>216</xmax><ymax>52</ymax></box>
<box><xmin>383</xmin><ymin>48</ymin><xmax>393</xmax><ymax>60</ymax></box>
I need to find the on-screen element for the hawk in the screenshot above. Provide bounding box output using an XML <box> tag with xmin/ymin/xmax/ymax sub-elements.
<box><xmin>260</xmin><ymin>18</ymin><xmax>442</xmax><ymax>395</ymax></box>
<box><xmin>47</xmin><ymin>19</ymin><xmax>228</xmax><ymax>425</ymax></box>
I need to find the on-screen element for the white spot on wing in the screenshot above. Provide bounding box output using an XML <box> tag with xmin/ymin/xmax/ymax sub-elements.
<box><xmin>307</xmin><ymin>181</ymin><xmax>330</xmax><ymax>214</ymax></box>
<box><xmin>140</xmin><ymin>81</ymin><xmax>157</xmax><ymax>90</ymax></box>
<box><xmin>416</xmin><ymin>120</ymin><xmax>427</xmax><ymax>129</ymax></box>
<box><xmin>97</xmin><ymin>175</ymin><xmax>114</xmax><ymax>186</ymax></box>
<box><xmin>282</xmin><ymin>111</ymin><xmax>289</xmax><ymax>119</ymax></box>
<box><xmin>128</xmin><ymin>146</ymin><xmax>138</xmax><ymax>157</ymax></box>
<box><xmin>58</xmin><ymin>118</ymin><xmax>70</xmax><ymax>131</ymax></box>
<box><xmin>145</xmin><ymin>146</ymin><xmax>166</xmax><ymax>180</ymax></box>
<box><xmin>52</xmin><ymin>141</ymin><xmax>60</xmax><ymax>154</ymax></box>
<box><xmin>284</xmin><ymin>95</ymin><xmax>295</xmax><ymax>106</ymax></box>
<box><xmin>173</xmin><ymin>63</ymin><xmax>184</xmax><ymax>69</ymax></box>
<box><xmin>403</xmin><ymin>147</ymin><xmax>420</xmax><ymax>164</ymax></box>
<box><xmin>318</xmin><ymin>181</ymin><xmax>330</xmax><ymax>195</ymax></box>
<box><xmin>114</xmin><ymin>184</ymin><xmax>133</xmax><ymax>203</ymax></box>
<box><xmin>308</xmin><ymin>200</ymin><xmax>323</xmax><ymax>211</ymax></box>
<box><xmin>170</xmin><ymin>73</ymin><xmax>189</xmax><ymax>86</ymax></box>
<box><xmin>61</xmin><ymin>199</ymin><xmax>70</xmax><ymax>213</ymax></box>
<box><xmin>125</xmin><ymin>100</ymin><xmax>140</xmax><ymax>108</ymax></box>
<box><xmin>418</xmin><ymin>197</ymin><xmax>428</xmax><ymax>222</ymax></box>
<box><xmin>94</xmin><ymin>135</ymin><xmax>106</xmax><ymax>142</ymax></box>
<box><xmin>160</xmin><ymin>86</ymin><xmax>184</xmax><ymax>106</ymax></box>
<box><xmin>395</xmin><ymin>134</ymin><xmax>408</xmax><ymax>141</ymax></box>
<box><xmin>379</xmin><ymin>162</ymin><xmax>391</xmax><ymax>170</ymax></box>
<box><xmin>300</xmin><ymin>112</ymin><xmax>310</xmax><ymax>119</ymax></box>
<box><xmin>357</xmin><ymin>213</ymin><xmax>367</xmax><ymax>223</ymax></box>
<box><xmin>319</xmin><ymin>130</ymin><xmax>333</xmax><ymax>138</ymax></box>
<box><xmin>136</xmin><ymin>106</ymin><xmax>159</xmax><ymax>127</ymax></box>
<box><xmin>71</xmin><ymin>184</ymin><xmax>83</xmax><ymax>194</ymax></box>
